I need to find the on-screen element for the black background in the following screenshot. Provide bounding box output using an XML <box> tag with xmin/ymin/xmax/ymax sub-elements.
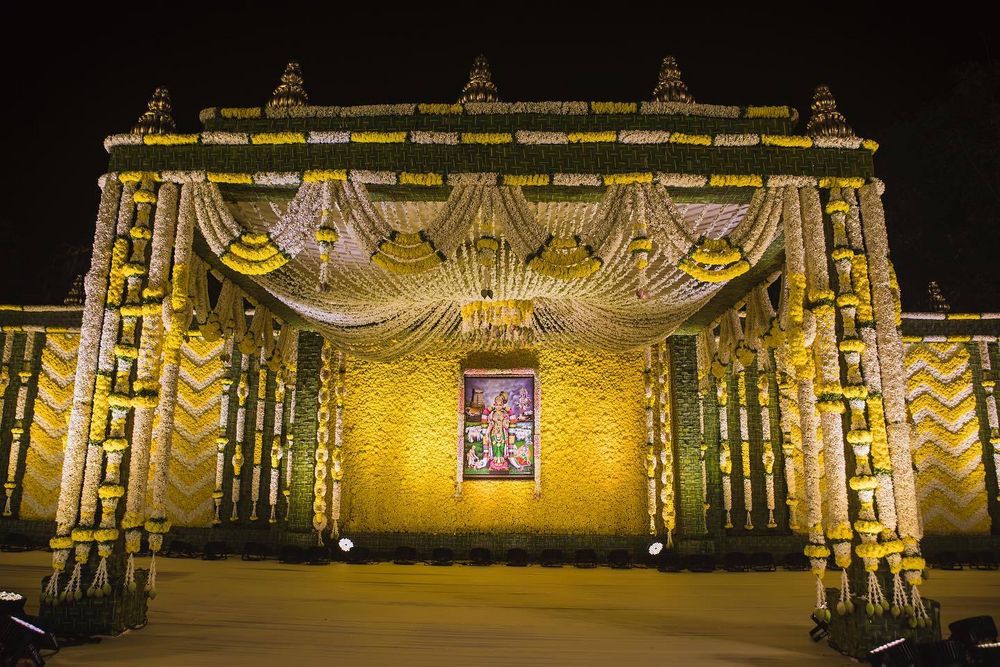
<box><xmin>1</xmin><ymin>5</ymin><xmax>996</xmax><ymax>312</ymax></box>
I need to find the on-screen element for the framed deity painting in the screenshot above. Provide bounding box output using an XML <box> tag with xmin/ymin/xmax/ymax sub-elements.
<box><xmin>458</xmin><ymin>368</ymin><xmax>540</xmax><ymax>481</ymax></box>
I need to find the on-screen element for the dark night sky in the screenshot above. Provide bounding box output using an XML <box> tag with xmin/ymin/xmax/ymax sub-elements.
<box><xmin>2</xmin><ymin>6</ymin><xmax>997</xmax><ymax>311</ymax></box>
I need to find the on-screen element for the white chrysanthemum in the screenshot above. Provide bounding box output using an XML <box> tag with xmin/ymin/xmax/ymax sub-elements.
<box><xmin>648</xmin><ymin>542</ymin><xmax>663</xmax><ymax>556</ymax></box>
<box><xmin>338</xmin><ymin>538</ymin><xmax>354</xmax><ymax>552</ymax></box>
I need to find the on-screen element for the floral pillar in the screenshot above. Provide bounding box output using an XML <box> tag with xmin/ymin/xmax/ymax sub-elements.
<box><xmin>781</xmin><ymin>185</ymin><xmax>830</xmax><ymax>618</ymax></box>
<box><xmin>858</xmin><ymin>183</ymin><xmax>929</xmax><ymax>624</ymax></box>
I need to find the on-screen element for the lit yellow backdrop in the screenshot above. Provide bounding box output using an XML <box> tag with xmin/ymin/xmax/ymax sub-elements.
<box><xmin>339</xmin><ymin>347</ymin><xmax>648</xmax><ymax>534</ymax></box>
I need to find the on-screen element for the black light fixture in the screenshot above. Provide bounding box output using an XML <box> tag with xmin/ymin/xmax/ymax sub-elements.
<box><xmin>506</xmin><ymin>548</ymin><xmax>529</xmax><ymax>567</ymax></box>
<box><xmin>574</xmin><ymin>549</ymin><xmax>597</xmax><ymax>568</ymax></box>
<box><xmin>278</xmin><ymin>545</ymin><xmax>305</xmax><ymax>564</ymax></box>
<box><xmin>0</xmin><ymin>533</ymin><xmax>32</xmax><ymax>552</ymax></box>
<box><xmin>866</xmin><ymin>637</ymin><xmax>915</xmax><ymax>666</ymax></box>
<box><xmin>607</xmin><ymin>549</ymin><xmax>632</xmax><ymax>570</ymax></box>
<box><xmin>540</xmin><ymin>549</ymin><xmax>563</xmax><ymax>567</ymax></box>
<box><xmin>431</xmin><ymin>547</ymin><xmax>454</xmax><ymax>566</ymax></box>
<box><xmin>657</xmin><ymin>551</ymin><xmax>683</xmax><ymax>573</ymax></box>
<box><xmin>305</xmin><ymin>546</ymin><xmax>331</xmax><ymax>565</ymax></box>
<box><xmin>469</xmin><ymin>547</ymin><xmax>492</xmax><ymax>566</ymax></box>
<box><xmin>750</xmin><ymin>552</ymin><xmax>776</xmax><ymax>572</ymax></box>
<box><xmin>1</xmin><ymin>613</ymin><xmax>57</xmax><ymax>666</ymax></box>
<box><xmin>202</xmin><ymin>541</ymin><xmax>230</xmax><ymax>561</ymax></box>
<box><xmin>347</xmin><ymin>546</ymin><xmax>372</xmax><ymax>565</ymax></box>
<box><xmin>808</xmin><ymin>611</ymin><xmax>830</xmax><ymax>643</ymax></box>
<box><xmin>948</xmin><ymin>615</ymin><xmax>998</xmax><ymax>649</ymax></box>
<box><xmin>393</xmin><ymin>546</ymin><xmax>418</xmax><ymax>565</ymax></box>
<box><xmin>241</xmin><ymin>542</ymin><xmax>269</xmax><ymax>561</ymax></box>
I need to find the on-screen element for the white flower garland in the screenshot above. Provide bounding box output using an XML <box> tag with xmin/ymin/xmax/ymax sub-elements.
<box><xmin>268</xmin><ymin>374</ymin><xmax>286</xmax><ymax>523</ymax></box>
<box><xmin>329</xmin><ymin>350</ymin><xmax>345</xmax><ymax>538</ymax></box>
<box><xmin>657</xmin><ymin>344</ymin><xmax>675</xmax><ymax>545</ymax></box>
<box><xmin>977</xmin><ymin>342</ymin><xmax>1000</xmax><ymax>499</ymax></box>
<box><xmin>644</xmin><ymin>346</ymin><xmax>657</xmax><ymax>534</ymax></box>
<box><xmin>858</xmin><ymin>184</ymin><xmax>926</xmax><ymax>617</ymax></box>
<box><xmin>736</xmin><ymin>370</ymin><xmax>754</xmax><ymax>530</ymax></box>
<box><xmin>249</xmin><ymin>356</ymin><xmax>268</xmax><ymax>521</ymax></box>
<box><xmin>781</xmin><ymin>186</ymin><xmax>830</xmax><ymax>617</ymax></box>
<box><xmin>47</xmin><ymin>177</ymin><xmax>123</xmax><ymax>603</ymax></box>
<box><xmin>231</xmin><ymin>353</ymin><xmax>249</xmax><ymax>521</ymax></box>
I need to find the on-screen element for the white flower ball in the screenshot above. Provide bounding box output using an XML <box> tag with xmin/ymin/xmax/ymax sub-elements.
<box><xmin>338</xmin><ymin>538</ymin><xmax>354</xmax><ymax>552</ymax></box>
<box><xmin>648</xmin><ymin>542</ymin><xmax>664</xmax><ymax>556</ymax></box>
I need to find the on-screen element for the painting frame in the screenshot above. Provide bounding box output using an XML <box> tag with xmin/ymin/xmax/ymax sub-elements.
<box><xmin>456</xmin><ymin>368</ymin><xmax>541</xmax><ymax>490</ymax></box>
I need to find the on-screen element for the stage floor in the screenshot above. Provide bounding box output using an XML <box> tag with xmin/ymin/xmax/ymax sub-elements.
<box><xmin>2</xmin><ymin>551</ymin><xmax>999</xmax><ymax>665</ymax></box>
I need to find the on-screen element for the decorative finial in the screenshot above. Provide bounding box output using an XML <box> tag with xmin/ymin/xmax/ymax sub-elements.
<box><xmin>132</xmin><ymin>87</ymin><xmax>175</xmax><ymax>135</ymax></box>
<box><xmin>268</xmin><ymin>61</ymin><xmax>309</xmax><ymax>108</ymax></box>
<box><xmin>64</xmin><ymin>274</ymin><xmax>84</xmax><ymax>306</ymax></box>
<box><xmin>928</xmin><ymin>281</ymin><xmax>950</xmax><ymax>313</ymax></box>
<box><xmin>458</xmin><ymin>55</ymin><xmax>498</xmax><ymax>104</ymax></box>
<box><xmin>806</xmin><ymin>85</ymin><xmax>855</xmax><ymax>139</ymax></box>
<box><xmin>652</xmin><ymin>56</ymin><xmax>694</xmax><ymax>103</ymax></box>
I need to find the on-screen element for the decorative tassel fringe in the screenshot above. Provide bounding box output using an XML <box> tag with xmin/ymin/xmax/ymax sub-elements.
<box><xmin>63</xmin><ymin>562</ymin><xmax>83</xmax><ymax>603</ymax></box>
<box><xmin>666</xmin><ymin>528</ymin><xmax>674</xmax><ymax>549</ymax></box>
<box><xmin>269</xmin><ymin>502</ymin><xmax>277</xmax><ymax>524</ymax></box>
<box><xmin>3</xmin><ymin>493</ymin><xmax>12</xmax><ymax>516</ymax></box>
<box><xmin>910</xmin><ymin>585</ymin><xmax>930</xmax><ymax>627</ymax></box>
<box><xmin>744</xmin><ymin>511</ymin><xmax>754</xmax><ymax>530</ymax></box>
<box><xmin>725</xmin><ymin>508</ymin><xmax>732</xmax><ymax>529</ymax></box>
<box><xmin>87</xmin><ymin>556</ymin><xmax>111</xmax><ymax>598</ymax></box>
<box><xmin>331</xmin><ymin>519</ymin><xmax>339</xmax><ymax>540</ymax></box>
<box><xmin>866</xmin><ymin>571</ymin><xmax>888</xmax><ymax>613</ymax></box>
<box><xmin>836</xmin><ymin>568</ymin><xmax>855</xmax><ymax>615</ymax></box>
<box><xmin>43</xmin><ymin>569</ymin><xmax>60</xmax><ymax>602</ymax></box>
<box><xmin>124</xmin><ymin>552</ymin><xmax>137</xmax><ymax>592</ymax></box>
<box><xmin>891</xmin><ymin>572</ymin><xmax>909</xmax><ymax>616</ymax></box>
<box><xmin>145</xmin><ymin>554</ymin><xmax>158</xmax><ymax>599</ymax></box>
<box><xmin>814</xmin><ymin>574</ymin><xmax>829</xmax><ymax>620</ymax></box>
<box><xmin>250</xmin><ymin>502</ymin><xmax>259</xmax><ymax>522</ymax></box>
<box><xmin>213</xmin><ymin>498</ymin><xmax>222</xmax><ymax>524</ymax></box>
<box><xmin>767</xmin><ymin>509</ymin><xmax>776</xmax><ymax>528</ymax></box>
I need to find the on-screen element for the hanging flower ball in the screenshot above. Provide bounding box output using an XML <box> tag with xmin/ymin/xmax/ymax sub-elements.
<box><xmin>338</xmin><ymin>537</ymin><xmax>354</xmax><ymax>552</ymax></box>
<box><xmin>648</xmin><ymin>542</ymin><xmax>664</xmax><ymax>556</ymax></box>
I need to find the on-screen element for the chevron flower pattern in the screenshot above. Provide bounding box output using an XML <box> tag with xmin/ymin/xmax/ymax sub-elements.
<box><xmin>20</xmin><ymin>333</ymin><xmax>78</xmax><ymax>519</ymax></box>
<box><xmin>165</xmin><ymin>336</ymin><xmax>225</xmax><ymax>527</ymax></box>
<box><xmin>905</xmin><ymin>342</ymin><xmax>990</xmax><ymax>534</ymax></box>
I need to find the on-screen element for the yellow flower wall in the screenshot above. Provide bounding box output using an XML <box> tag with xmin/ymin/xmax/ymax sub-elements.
<box><xmin>339</xmin><ymin>346</ymin><xmax>648</xmax><ymax>534</ymax></box>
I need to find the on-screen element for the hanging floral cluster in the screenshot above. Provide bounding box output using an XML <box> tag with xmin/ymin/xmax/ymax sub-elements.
<box><xmin>977</xmin><ymin>343</ymin><xmax>1000</xmax><ymax>500</ymax></box>
<box><xmin>213</xmin><ymin>339</ymin><xmax>234</xmax><ymax>524</ymax></box>
<box><xmin>313</xmin><ymin>339</ymin><xmax>334</xmax><ymax>543</ymax></box>
<box><xmin>460</xmin><ymin>300</ymin><xmax>534</xmax><ymax>343</ymax></box>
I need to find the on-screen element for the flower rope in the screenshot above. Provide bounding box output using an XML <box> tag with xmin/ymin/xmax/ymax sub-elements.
<box><xmin>213</xmin><ymin>338</ymin><xmax>234</xmax><ymax>524</ymax></box>
<box><xmin>657</xmin><ymin>343</ymin><xmax>675</xmax><ymax>546</ymax></box>
<box><xmin>976</xmin><ymin>342</ymin><xmax>1000</xmax><ymax>500</ymax></box>
<box><xmin>230</xmin><ymin>353</ymin><xmax>249</xmax><ymax>521</ymax></box>
<box><xmin>329</xmin><ymin>350</ymin><xmax>346</xmax><ymax>538</ymax></box>
<box><xmin>782</xmin><ymin>186</ymin><xmax>830</xmax><ymax>619</ymax></box>
<box><xmin>249</xmin><ymin>352</ymin><xmax>268</xmax><ymax>521</ymax></box>
<box><xmin>858</xmin><ymin>184</ymin><xmax>926</xmax><ymax>616</ymax></box>
<box><xmin>644</xmin><ymin>346</ymin><xmax>657</xmax><ymax>534</ymax></box>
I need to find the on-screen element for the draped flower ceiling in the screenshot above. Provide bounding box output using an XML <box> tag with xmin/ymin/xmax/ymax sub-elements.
<box><xmin>193</xmin><ymin>182</ymin><xmax>783</xmax><ymax>360</ymax></box>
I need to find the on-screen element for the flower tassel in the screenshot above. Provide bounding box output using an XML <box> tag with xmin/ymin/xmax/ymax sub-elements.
<box><xmin>891</xmin><ymin>571</ymin><xmax>909</xmax><ymax>617</ymax></box>
<box><xmin>666</xmin><ymin>528</ymin><xmax>674</xmax><ymax>549</ymax></box>
<box><xmin>331</xmin><ymin>518</ymin><xmax>339</xmax><ymax>540</ymax></box>
<box><xmin>43</xmin><ymin>568</ymin><xmax>61</xmax><ymax>603</ymax></box>
<box><xmin>836</xmin><ymin>568</ymin><xmax>855</xmax><ymax>615</ymax></box>
<box><xmin>63</xmin><ymin>561</ymin><xmax>83</xmax><ymax>603</ymax></box>
<box><xmin>87</xmin><ymin>555</ymin><xmax>111</xmax><ymax>598</ymax></box>
<box><xmin>124</xmin><ymin>552</ymin><xmax>137</xmax><ymax>592</ymax></box>
<box><xmin>145</xmin><ymin>553</ymin><xmax>158</xmax><ymax>599</ymax></box>
<box><xmin>814</xmin><ymin>574</ymin><xmax>829</xmax><ymax>620</ymax></box>
<box><xmin>866</xmin><ymin>571</ymin><xmax>888</xmax><ymax>617</ymax></box>
<box><xmin>909</xmin><ymin>585</ymin><xmax>930</xmax><ymax>628</ymax></box>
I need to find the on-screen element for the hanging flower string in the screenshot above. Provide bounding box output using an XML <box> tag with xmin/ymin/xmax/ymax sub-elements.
<box><xmin>231</xmin><ymin>354</ymin><xmax>249</xmax><ymax>521</ymax></box>
<box><xmin>643</xmin><ymin>346</ymin><xmax>657</xmax><ymax>533</ymax></box>
<box><xmin>249</xmin><ymin>352</ymin><xmax>268</xmax><ymax>521</ymax></box>
<box><xmin>657</xmin><ymin>343</ymin><xmax>675</xmax><ymax>546</ymax></box>
<box><xmin>213</xmin><ymin>339</ymin><xmax>234</xmax><ymax>524</ymax></box>
<box><xmin>329</xmin><ymin>351</ymin><xmax>346</xmax><ymax>538</ymax></box>
<box><xmin>268</xmin><ymin>367</ymin><xmax>287</xmax><ymax>523</ymax></box>
<box><xmin>977</xmin><ymin>342</ymin><xmax>1000</xmax><ymax>500</ymax></box>
<box><xmin>313</xmin><ymin>339</ymin><xmax>334</xmax><ymax>544</ymax></box>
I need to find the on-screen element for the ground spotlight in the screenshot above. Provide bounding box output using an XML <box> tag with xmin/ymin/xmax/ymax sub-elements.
<box><xmin>1</xmin><ymin>613</ymin><xmax>56</xmax><ymax>666</ymax></box>
<box><xmin>574</xmin><ymin>549</ymin><xmax>597</xmax><ymax>568</ymax></box>
<box><xmin>948</xmin><ymin>615</ymin><xmax>997</xmax><ymax>649</ymax></box>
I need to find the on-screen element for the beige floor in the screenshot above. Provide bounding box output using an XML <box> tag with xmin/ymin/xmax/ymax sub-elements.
<box><xmin>2</xmin><ymin>551</ymin><xmax>999</xmax><ymax>666</ymax></box>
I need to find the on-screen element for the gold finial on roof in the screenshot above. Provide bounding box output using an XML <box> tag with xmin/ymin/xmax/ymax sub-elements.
<box><xmin>132</xmin><ymin>87</ymin><xmax>176</xmax><ymax>135</ymax></box>
<box><xmin>652</xmin><ymin>56</ymin><xmax>694</xmax><ymax>103</ymax></box>
<box><xmin>268</xmin><ymin>61</ymin><xmax>309</xmax><ymax>108</ymax></box>
<box><xmin>458</xmin><ymin>55</ymin><xmax>498</xmax><ymax>104</ymax></box>
<box><xmin>806</xmin><ymin>85</ymin><xmax>855</xmax><ymax>138</ymax></box>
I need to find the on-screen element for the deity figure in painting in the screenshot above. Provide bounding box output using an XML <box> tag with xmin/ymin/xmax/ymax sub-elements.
<box><xmin>483</xmin><ymin>391</ymin><xmax>513</xmax><ymax>471</ymax></box>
